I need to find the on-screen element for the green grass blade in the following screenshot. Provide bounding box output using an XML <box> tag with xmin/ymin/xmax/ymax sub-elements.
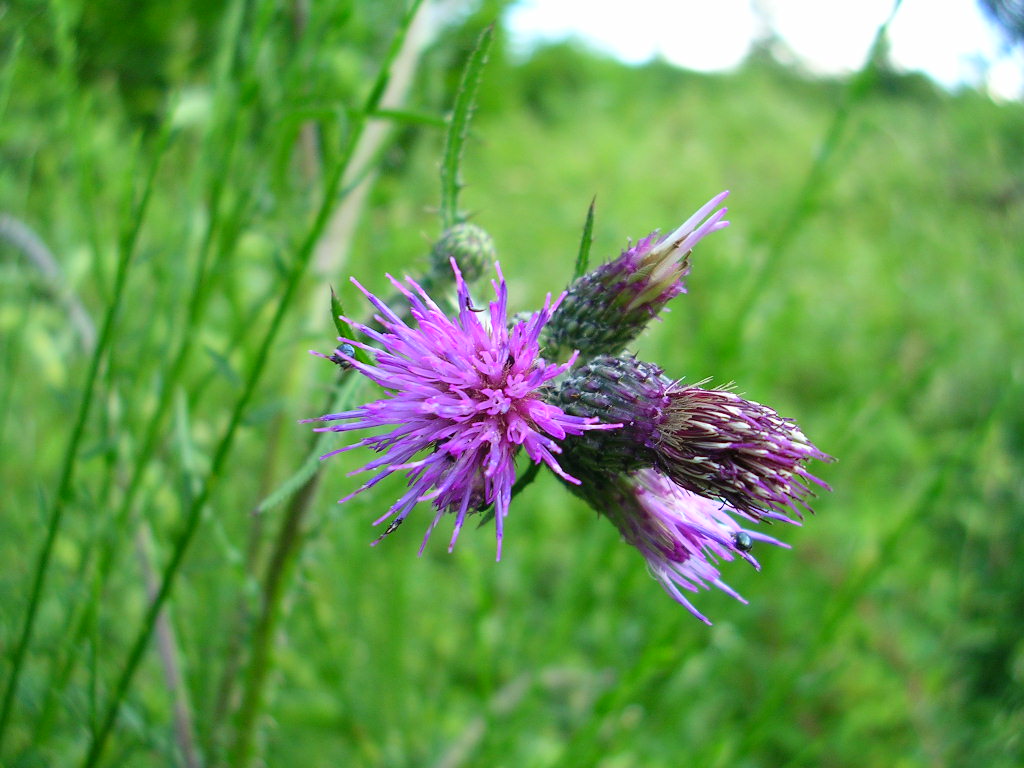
<box><xmin>362</xmin><ymin>0</ymin><xmax>426</xmax><ymax>116</ymax></box>
<box><xmin>225</xmin><ymin>11</ymin><xmax>430</xmax><ymax>762</ymax></box>
<box><xmin>79</xmin><ymin>7</ymin><xmax>430</xmax><ymax>761</ymax></box>
<box><xmin>573</xmin><ymin>195</ymin><xmax>597</xmax><ymax>280</ymax></box>
<box><xmin>0</xmin><ymin>33</ymin><xmax>22</xmax><ymax>124</ymax></box>
<box><xmin>225</xmin><ymin>369</ymin><xmax>369</xmax><ymax>764</ymax></box>
<box><xmin>439</xmin><ymin>25</ymin><xmax>494</xmax><ymax>230</ymax></box>
<box><xmin>35</xmin><ymin>0</ymin><xmax>267</xmax><ymax>726</ymax></box>
<box><xmin>35</xmin><ymin>86</ymin><xmax>252</xmax><ymax>738</ymax></box>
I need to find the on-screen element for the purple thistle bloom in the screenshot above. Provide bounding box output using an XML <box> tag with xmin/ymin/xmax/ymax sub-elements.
<box><xmin>573</xmin><ymin>467</ymin><xmax>790</xmax><ymax>624</ymax></box>
<box><xmin>542</xmin><ymin>191</ymin><xmax>730</xmax><ymax>360</ymax></box>
<box><xmin>656</xmin><ymin>385</ymin><xmax>832</xmax><ymax>522</ymax></box>
<box><xmin>552</xmin><ymin>354</ymin><xmax>832</xmax><ymax>523</ymax></box>
<box><xmin>303</xmin><ymin>261</ymin><xmax>614</xmax><ymax>560</ymax></box>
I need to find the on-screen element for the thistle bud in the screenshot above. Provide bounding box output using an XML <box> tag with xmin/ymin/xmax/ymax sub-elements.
<box><xmin>376</xmin><ymin>224</ymin><xmax>497</xmax><ymax>327</ymax></box>
<box><xmin>541</xmin><ymin>191</ymin><xmax>729</xmax><ymax>360</ymax></box>
<box><xmin>425</xmin><ymin>223</ymin><xmax>496</xmax><ymax>288</ymax></box>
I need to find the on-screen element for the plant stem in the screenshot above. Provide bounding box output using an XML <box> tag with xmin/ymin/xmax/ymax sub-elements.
<box><xmin>718</xmin><ymin>0</ymin><xmax>903</xmax><ymax>366</ymax></box>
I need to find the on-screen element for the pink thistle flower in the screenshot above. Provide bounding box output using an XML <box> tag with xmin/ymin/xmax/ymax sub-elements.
<box><xmin>577</xmin><ymin>468</ymin><xmax>790</xmax><ymax>624</ymax></box>
<box><xmin>303</xmin><ymin>261</ymin><xmax>614</xmax><ymax>560</ymax></box>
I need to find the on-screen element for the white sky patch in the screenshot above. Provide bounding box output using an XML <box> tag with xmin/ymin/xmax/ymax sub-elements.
<box><xmin>505</xmin><ymin>0</ymin><xmax>1024</xmax><ymax>100</ymax></box>
<box><xmin>505</xmin><ymin>0</ymin><xmax>757</xmax><ymax>70</ymax></box>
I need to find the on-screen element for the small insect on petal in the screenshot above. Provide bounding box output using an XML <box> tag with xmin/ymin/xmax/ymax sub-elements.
<box><xmin>372</xmin><ymin>517</ymin><xmax>404</xmax><ymax>545</ymax></box>
<box><xmin>732</xmin><ymin>531</ymin><xmax>754</xmax><ymax>552</ymax></box>
<box><xmin>329</xmin><ymin>343</ymin><xmax>356</xmax><ymax>368</ymax></box>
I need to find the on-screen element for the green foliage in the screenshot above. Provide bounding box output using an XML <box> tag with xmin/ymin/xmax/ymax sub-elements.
<box><xmin>439</xmin><ymin>25</ymin><xmax>493</xmax><ymax>229</ymax></box>
<box><xmin>2</xmin><ymin>3</ymin><xmax>1024</xmax><ymax>767</ymax></box>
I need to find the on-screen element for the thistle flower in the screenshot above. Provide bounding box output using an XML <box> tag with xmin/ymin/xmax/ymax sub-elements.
<box><xmin>542</xmin><ymin>191</ymin><xmax>730</xmax><ymax>360</ymax></box>
<box><xmin>552</xmin><ymin>354</ymin><xmax>832</xmax><ymax>523</ymax></box>
<box><xmin>569</xmin><ymin>467</ymin><xmax>790</xmax><ymax>623</ymax></box>
<box><xmin>304</xmin><ymin>261</ymin><xmax>614</xmax><ymax>559</ymax></box>
<box><xmin>655</xmin><ymin>384</ymin><xmax>832</xmax><ymax>521</ymax></box>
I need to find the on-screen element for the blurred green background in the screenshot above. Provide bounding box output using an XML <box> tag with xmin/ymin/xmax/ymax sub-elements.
<box><xmin>2</xmin><ymin>1</ymin><xmax>1023</xmax><ymax>766</ymax></box>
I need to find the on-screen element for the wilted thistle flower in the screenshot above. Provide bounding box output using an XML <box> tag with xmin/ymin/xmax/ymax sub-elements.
<box><xmin>542</xmin><ymin>191</ymin><xmax>729</xmax><ymax>360</ymax></box>
<box><xmin>552</xmin><ymin>354</ymin><xmax>832</xmax><ymax>523</ymax></box>
<box><xmin>568</xmin><ymin>467</ymin><xmax>790</xmax><ymax>623</ymax></box>
<box><xmin>656</xmin><ymin>385</ymin><xmax>831</xmax><ymax>521</ymax></box>
<box><xmin>303</xmin><ymin>261</ymin><xmax>614</xmax><ymax>559</ymax></box>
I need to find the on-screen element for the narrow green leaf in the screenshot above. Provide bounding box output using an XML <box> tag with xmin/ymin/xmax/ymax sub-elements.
<box><xmin>362</xmin><ymin>0</ymin><xmax>426</xmax><ymax>115</ymax></box>
<box><xmin>255</xmin><ymin>376</ymin><xmax>364</xmax><ymax>514</ymax></box>
<box><xmin>574</xmin><ymin>196</ymin><xmax>597</xmax><ymax>280</ymax></box>
<box><xmin>0</xmin><ymin>115</ymin><xmax>172</xmax><ymax>752</ymax></box>
<box><xmin>79</xmin><ymin>24</ymin><xmax>387</xmax><ymax>756</ymax></box>
<box><xmin>257</xmin><ymin>371</ymin><xmax>367</xmax><ymax>513</ymax></box>
<box><xmin>330</xmin><ymin>285</ymin><xmax>351</xmax><ymax>339</ymax></box>
<box><xmin>439</xmin><ymin>25</ymin><xmax>494</xmax><ymax>230</ymax></box>
<box><xmin>173</xmin><ymin>389</ymin><xmax>202</xmax><ymax>499</ymax></box>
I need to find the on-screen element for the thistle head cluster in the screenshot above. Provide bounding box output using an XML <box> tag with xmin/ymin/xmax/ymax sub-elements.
<box><xmin>308</xmin><ymin>193</ymin><xmax>831</xmax><ymax>620</ymax></box>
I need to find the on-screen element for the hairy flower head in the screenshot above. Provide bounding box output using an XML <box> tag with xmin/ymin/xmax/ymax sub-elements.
<box><xmin>656</xmin><ymin>384</ymin><xmax>831</xmax><ymax>521</ymax></box>
<box><xmin>304</xmin><ymin>261</ymin><xmax>614</xmax><ymax>559</ymax></box>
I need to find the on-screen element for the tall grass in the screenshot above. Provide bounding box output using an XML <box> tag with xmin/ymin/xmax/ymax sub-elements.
<box><xmin>2</xmin><ymin>1</ymin><xmax>1023</xmax><ymax>766</ymax></box>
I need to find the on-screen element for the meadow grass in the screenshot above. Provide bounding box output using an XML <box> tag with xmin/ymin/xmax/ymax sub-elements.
<box><xmin>2</xmin><ymin>2</ymin><xmax>1023</xmax><ymax>766</ymax></box>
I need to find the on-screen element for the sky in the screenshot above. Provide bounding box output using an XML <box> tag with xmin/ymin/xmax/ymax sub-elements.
<box><xmin>504</xmin><ymin>0</ymin><xmax>1024</xmax><ymax>100</ymax></box>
